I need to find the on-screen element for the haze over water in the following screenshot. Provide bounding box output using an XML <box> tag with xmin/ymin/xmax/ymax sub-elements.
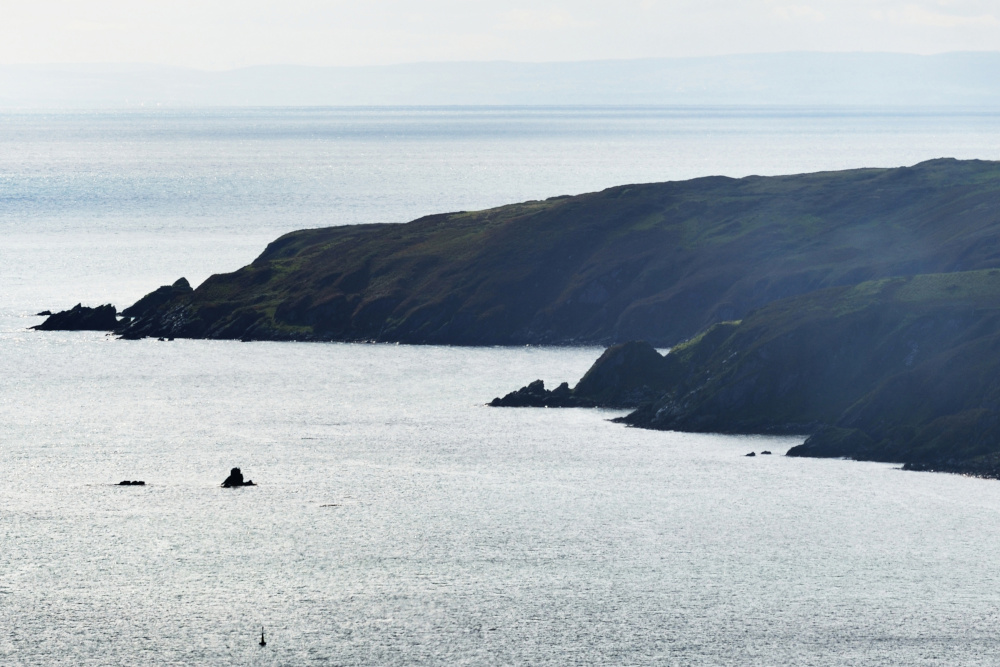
<box><xmin>4</xmin><ymin>107</ymin><xmax>1000</xmax><ymax>665</ymax></box>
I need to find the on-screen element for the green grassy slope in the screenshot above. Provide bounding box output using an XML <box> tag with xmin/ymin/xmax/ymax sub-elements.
<box><xmin>120</xmin><ymin>158</ymin><xmax>1000</xmax><ymax>345</ymax></box>
<box><xmin>618</xmin><ymin>270</ymin><xmax>1000</xmax><ymax>475</ymax></box>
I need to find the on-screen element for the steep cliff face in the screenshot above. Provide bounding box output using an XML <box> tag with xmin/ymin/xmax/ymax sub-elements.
<box><xmin>118</xmin><ymin>159</ymin><xmax>1000</xmax><ymax>345</ymax></box>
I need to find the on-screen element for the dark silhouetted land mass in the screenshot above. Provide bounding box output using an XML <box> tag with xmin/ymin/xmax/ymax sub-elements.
<box><xmin>118</xmin><ymin>158</ymin><xmax>1000</xmax><ymax>347</ymax></box>
<box><xmin>494</xmin><ymin>271</ymin><xmax>1000</xmax><ymax>477</ymax></box>
<box><xmin>32</xmin><ymin>303</ymin><xmax>119</xmax><ymax>331</ymax></box>
<box><xmin>624</xmin><ymin>270</ymin><xmax>1000</xmax><ymax>476</ymax></box>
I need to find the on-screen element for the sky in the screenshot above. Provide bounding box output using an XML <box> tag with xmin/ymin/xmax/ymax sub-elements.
<box><xmin>0</xmin><ymin>0</ymin><xmax>997</xmax><ymax>70</ymax></box>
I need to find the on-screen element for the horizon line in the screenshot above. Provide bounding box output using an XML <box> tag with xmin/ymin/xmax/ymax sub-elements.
<box><xmin>3</xmin><ymin>50</ymin><xmax>1000</xmax><ymax>73</ymax></box>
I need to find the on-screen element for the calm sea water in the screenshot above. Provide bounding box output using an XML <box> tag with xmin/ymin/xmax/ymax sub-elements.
<box><xmin>4</xmin><ymin>107</ymin><xmax>1000</xmax><ymax>665</ymax></box>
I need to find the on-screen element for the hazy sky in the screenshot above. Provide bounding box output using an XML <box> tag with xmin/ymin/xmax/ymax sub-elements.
<box><xmin>1</xmin><ymin>0</ymin><xmax>997</xmax><ymax>69</ymax></box>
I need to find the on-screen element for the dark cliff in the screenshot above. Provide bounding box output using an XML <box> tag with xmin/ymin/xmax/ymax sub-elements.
<box><xmin>118</xmin><ymin>158</ymin><xmax>1000</xmax><ymax>345</ymax></box>
<box><xmin>616</xmin><ymin>270</ymin><xmax>1000</xmax><ymax>476</ymax></box>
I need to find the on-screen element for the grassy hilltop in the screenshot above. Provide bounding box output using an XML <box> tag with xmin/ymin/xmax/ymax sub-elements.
<box><xmin>121</xmin><ymin>158</ymin><xmax>1000</xmax><ymax>345</ymax></box>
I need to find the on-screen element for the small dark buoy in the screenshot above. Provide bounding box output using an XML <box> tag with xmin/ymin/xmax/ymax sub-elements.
<box><xmin>259</xmin><ymin>626</ymin><xmax>266</xmax><ymax>647</ymax></box>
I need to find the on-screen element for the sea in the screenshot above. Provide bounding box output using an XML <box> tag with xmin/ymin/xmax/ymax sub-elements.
<box><xmin>3</xmin><ymin>107</ymin><xmax>1000</xmax><ymax>665</ymax></box>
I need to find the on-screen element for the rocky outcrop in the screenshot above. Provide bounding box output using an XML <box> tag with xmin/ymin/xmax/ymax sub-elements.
<box><xmin>572</xmin><ymin>341</ymin><xmax>676</xmax><ymax>407</ymax></box>
<box><xmin>32</xmin><ymin>304</ymin><xmax>119</xmax><ymax>331</ymax></box>
<box><xmin>490</xmin><ymin>380</ymin><xmax>597</xmax><ymax>407</ymax></box>
<box><xmin>490</xmin><ymin>340</ymin><xmax>678</xmax><ymax>409</ymax></box>
<box><xmin>120</xmin><ymin>277</ymin><xmax>192</xmax><ymax>320</ymax></box>
<box><xmin>222</xmin><ymin>467</ymin><xmax>255</xmax><ymax>487</ymax></box>
<box><xmin>116</xmin><ymin>278</ymin><xmax>197</xmax><ymax>340</ymax></box>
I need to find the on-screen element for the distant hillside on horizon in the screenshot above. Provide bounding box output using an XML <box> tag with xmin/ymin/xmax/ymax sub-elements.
<box><xmin>3</xmin><ymin>52</ymin><xmax>1000</xmax><ymax>108</ymax></box>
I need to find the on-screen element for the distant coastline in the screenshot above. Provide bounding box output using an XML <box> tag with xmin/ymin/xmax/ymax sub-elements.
<box><xmin>4</xmin><ymin>52</ymin><xmax>1000</xmax><ymax>108</ymax></box>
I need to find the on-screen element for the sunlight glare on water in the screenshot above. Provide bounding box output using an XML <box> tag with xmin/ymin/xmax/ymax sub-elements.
<box><xmin>4</xmin><ymin>108</ymin><xmax>1000</xmax><ymax>664</ymax></box>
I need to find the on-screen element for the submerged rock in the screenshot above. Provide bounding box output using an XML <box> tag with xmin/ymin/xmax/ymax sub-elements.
<box><xmin>32</xmin><ymin>304</ymin><xmax>119</xmax><ymax>331</ymax></box>
<box><xmin>222</xmin><ymin>467</ymin><xmax>256</xmax><ymax>487</ymax></box>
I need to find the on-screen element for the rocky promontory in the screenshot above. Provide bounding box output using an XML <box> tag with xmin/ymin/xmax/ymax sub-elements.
<box><xmin>32</xmin><ymin>278</ymin><xmax>194</xmax><ymax>335</ymax></box>
<box><xmin>494</xmin><ymin>270</ymin><xmax>1000</xmax><ymax>477</ymax></box>
<box><xmin>490</xmin><ymin>340</ymin><xmax>677</xmax><ymax>408</ymax></box>
<box><xmin>32</xmin><ymin>304</ymin><xmax>119</xmax><ymax>331</ymax></box>
<box><xmin>84</xmin><ymin>159</ymin><xmax>1000</xmax><ymax>346</ymax></box>
<box><xmin>491</xmin><ymin>380</ymin><xmax>597</xmax><ymax>408</ymax></box>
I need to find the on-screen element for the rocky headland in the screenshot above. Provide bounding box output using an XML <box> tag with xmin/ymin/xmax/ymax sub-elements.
<box><xmin>51</xmin><ymin>158</ymin><xmax>1000</xmax><ymax>347</ymax></box>
<box><xmin>494</xmin><ymin>270</ymin><xmax>1000</xmax><ymax>477</ymax></box>
<box><xmin>32</xmin><ymin>158</ymin><xmax>1000</xmax><ymax>476</ymax></box>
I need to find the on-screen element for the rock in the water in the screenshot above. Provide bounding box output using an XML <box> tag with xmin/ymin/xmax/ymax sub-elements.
<box><xmin>36</xmin><ymin>310</ymin><xmax>52</xmax><ymax>316</ymax></box>
<box><xmin>32</xmin><ymin>304</ymin><xmax>119</xmax><ymax>331</ymax></box>
<box><xmin>746</xmin><ymin>452</ymin><xmax>756</xmax><ymax>457</ymax></box>
<box><xmin>760</xmin><ymin>450</ymin><xmax>772</xmax><ymax>455</ymax></box>
<box><xmin>222</xmin><ymin>467</ymin><xmax>256</xmax><ymax>487</ymax></box>
<box><xmin>490</xmin><ymin>380</ymin><xmax>597</xmax><ymax>408</ymax></box>
<box><xmin>118</xmin><ymin>480</ymin><xmax>145</xmax><ymax>485</ymax></box>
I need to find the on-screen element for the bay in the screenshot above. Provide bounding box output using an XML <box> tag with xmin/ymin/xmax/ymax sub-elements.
<box><xmin>4</xmin><ymin>107</ymin><xmax>1000</xmax><ymax>665</ymax></box>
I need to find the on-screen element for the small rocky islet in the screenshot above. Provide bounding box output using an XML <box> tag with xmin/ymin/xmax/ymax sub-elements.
<box><xmin>112</xmin><ymin>468</ymin><xmax>256</xmax><ymax>487</ymax></box>
<box><xmin>221</xmin><ymin>467</ymin><xmax>256</xmax><ymax>487</ymax></box>
<box><xmin>33</xmin><ymin>159</ymin><xmax>1000</xmax><ymax>478</ymax></box>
